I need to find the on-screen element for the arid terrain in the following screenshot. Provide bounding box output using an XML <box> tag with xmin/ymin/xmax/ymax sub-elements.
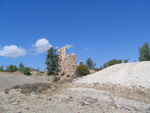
<box><xmin>0</xmin><ymin>62</ymin><xmax>150</xmax><ymax>113</ymax></box>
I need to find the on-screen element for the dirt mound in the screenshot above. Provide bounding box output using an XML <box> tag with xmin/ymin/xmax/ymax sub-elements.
<box><xmin>76</xmin><ymin>61</ymin><xmax>150</xmax><ymax>88</ymax></box>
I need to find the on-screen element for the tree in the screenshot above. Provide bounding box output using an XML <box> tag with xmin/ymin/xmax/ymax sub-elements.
<box><xmin>23</xmin><ymin>67</ymin><xmax>31</xmax><ymax>76</ymax></box>
<box><xmin>86</xmin><ymin>58</ymin><xmax>96</xmax><ymax>69</ymax></box>
<box><xmin>45</xmin><ymin>47</ymin><xmax>58</xmax><ymax>75</ymax></box>
<box><xmin>139</xmin><ymin>42</ymin><xmax>150</xmax><ymax>61</ymax></box>
<box><xmin>0</xmin><ymin>65</ymin><xmax>4</xmax><ymax>71</ymax></box>
<box><xmin>103</xmin><ymin>63</ymin><xmax>108</xmax><ymax>69</ymax></box>
<box><xmin>19</xmin><ymin>63</ymin><xmax>24</xmax><ymax>72</ymax></box>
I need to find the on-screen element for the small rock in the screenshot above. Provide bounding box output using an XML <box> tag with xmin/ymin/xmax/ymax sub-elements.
<box><xmin>110</xmin><ymin>106</ymin><xmax>117</xmax><ymax>110</ymax></box>
<box><xmin>80</xmin><ymin>101</ymin><xmax>89</xmax><ymax>106</ymax></box>
<box><xmin>8</xmin><ymin>95</ymin><xmax>13</xmax><ymax>99</ymax></box>
<box><xmin>12</xmin><ymin>101</ymin><xmax>19</xmax><ymax>105</ymax></box>
<box><xmin>8</xmin><ymin>99</ymin><xmax>16</xmax><ymax>104</ymax></box>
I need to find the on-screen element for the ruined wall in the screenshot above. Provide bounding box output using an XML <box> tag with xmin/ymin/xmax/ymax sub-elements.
<box><xmin>58</xmin><ymin>47</ymin><xmax>77</xmax><ymax>77</ymax></box>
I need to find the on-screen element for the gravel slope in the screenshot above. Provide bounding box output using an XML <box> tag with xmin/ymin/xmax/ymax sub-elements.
<box><xmin>76</xmin><ymin>61</ymin><xmax>150</xmax><ymax>88</ymax></box>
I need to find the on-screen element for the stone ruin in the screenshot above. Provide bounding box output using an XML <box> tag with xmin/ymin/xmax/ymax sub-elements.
<box><xmin>58</xmin><ymin>47</ymin><xmax>78</xmax><ymax>77</ymax></box>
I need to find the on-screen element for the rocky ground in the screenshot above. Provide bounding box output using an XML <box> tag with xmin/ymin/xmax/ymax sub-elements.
<box><xmin>0</xmin><ymin>81</ymin><xmax>150</xmax><ymax>113</ymax></box>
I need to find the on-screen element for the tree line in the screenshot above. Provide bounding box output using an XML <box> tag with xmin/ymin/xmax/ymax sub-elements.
<box><xmin>0</xmin><ymin>63</ymin><xmax>40</xmax><ymax>75</ymax></box>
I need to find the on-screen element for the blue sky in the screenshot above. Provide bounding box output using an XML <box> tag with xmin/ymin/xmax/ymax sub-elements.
<box><xmin>0</xmin><ymin>0</ymin><xmax>150</xmax><ymax>70</ymax></box>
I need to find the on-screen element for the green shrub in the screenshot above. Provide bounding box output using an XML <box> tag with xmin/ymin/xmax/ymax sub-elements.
<box><xmin>100</xmin><ymin>58</ymin><xmax>129</xmax><ymax>70</ymax></box>
<box><xmin>23</xmin><ymin>67</ymin><xmax>31</xmax><ymax>76</ymax></box>
<box><xmin>76</xmin><ymin>65</ymin><xmax>90</xmax><ymax>76</ymax></box>
<box><xmin>53</xmin><ymin>76</ymin><xmax>60</xmax><ymax>82</ymax></box>
<box><xmin>5</xmin><ymin>65</ymin><xmax>18</xmax><ymax>72</ymax></box>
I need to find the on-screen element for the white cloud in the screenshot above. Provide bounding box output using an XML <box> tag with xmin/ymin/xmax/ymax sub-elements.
<box><xmin>65</xmin><ymin>44</ymin><xmax>73</xmax><ymax>49</ymax></box>
<box><xmin>84</xmin><ymin>47</ymin><xmax>93</xmax><ymax>51</ymax></box>
<box><xmin>32</xmin><ymin>38</ymin><xmax>52</xmax><ymax>54</ymax></box>
<box><xmin>0</xmin><ymin>45</ymin><xmax>27</xmax><ymax>58</ymax></box>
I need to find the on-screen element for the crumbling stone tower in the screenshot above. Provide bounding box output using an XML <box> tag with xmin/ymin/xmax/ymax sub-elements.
<box><xmin>58</xmin><ymin>47</ymin><xmax>77</xmax><ymax>77</ymax></box>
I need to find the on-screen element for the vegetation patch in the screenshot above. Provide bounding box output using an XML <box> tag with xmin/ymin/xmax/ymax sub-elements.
<box><xmin>100</xmin><ymin>58</ymin><xmax>129</xmax><ymax>70</ymax></box>
<box><xmin>11</xmin><ymin>83</ymin><xmax>51</xmax><ymax>94</ymax></box>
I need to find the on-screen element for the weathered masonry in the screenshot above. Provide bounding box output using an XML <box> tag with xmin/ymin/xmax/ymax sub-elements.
<box><xmin>58</xmin><ymin>47</ymin><xmax>77</xmax><ymax>77</ymax></box>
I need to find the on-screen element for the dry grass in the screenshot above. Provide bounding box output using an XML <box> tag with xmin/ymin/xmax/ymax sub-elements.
<box><xmin>10</xmin><ymin>81</ymin><xmax>71</xmax><ymax>95</ymax></box>
<box><xmin>11</xmin><ymin>83</ymin><xmax>51</xmax><ymax>94</ymax></box>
